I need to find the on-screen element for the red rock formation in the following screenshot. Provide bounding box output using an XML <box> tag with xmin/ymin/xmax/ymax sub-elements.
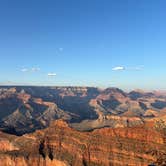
<box><xmin>0</xmin><ymin>120</ymin><xmax>165</xmax><ymax>166</ymax></box>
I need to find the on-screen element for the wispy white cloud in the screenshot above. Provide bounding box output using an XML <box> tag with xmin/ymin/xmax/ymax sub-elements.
<box><xmin>21</xmin><ymin>67</ymin><xmax>40</xmax><ymax>72</ymax></box>
<box><xmin>21</xmin><ymin>68</ymin><xmax>29</xmax><ymax>72</ymax></box>
<box><xmin>112</xmin><ymin>66</ymin><xmax>143</xmax><ymax>71</ymax></box>
<box><xmin>47</xmin><ymin>73</ymin><xmax>57</xmax><ymax>76</ymax></box>
<box><xmin>112</xmin><ymin>66</ymin><xmax>125</xmax><ymax>71</ymax></box>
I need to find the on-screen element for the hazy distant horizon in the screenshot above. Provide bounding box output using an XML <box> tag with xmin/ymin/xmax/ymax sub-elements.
<box><xmin>1</xmin><ymin>83</ymin><xmax>166</xmax><ymax>92</ymax></box>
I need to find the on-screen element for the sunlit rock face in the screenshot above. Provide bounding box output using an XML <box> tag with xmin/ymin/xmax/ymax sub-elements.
<box><xmin>0</xmin><ymin>120</ymin><xmax>165</xmax><ymax>166</ymax></box>
<box><xmin>0</xmin><ymin>86</ymin><xmax>166</xmax><ymax>135</ymax></box>
<box><xmin>0</xmin><ymin>155</ymin><xmax>67</xmax><ymax>166</ymax></box>
<box><xmin>0</xmin><ymin>86</ymin><xmax>166</xmax><ymax>165</ymax></box>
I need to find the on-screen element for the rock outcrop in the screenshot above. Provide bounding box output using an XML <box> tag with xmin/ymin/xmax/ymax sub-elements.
<box><xmin>0</xmin><ymin>120</ymin><xmax>165</xmax><ymax>166</ymax></box>
<box><xmin>0</xmin><ymin>86</ymin><xmax>166</xmax><ymax>135</ymax></box>
<box><xmin>0</xmin><ymin>86</ymin><xmax>166</xmax><ymax>165</ymax></box>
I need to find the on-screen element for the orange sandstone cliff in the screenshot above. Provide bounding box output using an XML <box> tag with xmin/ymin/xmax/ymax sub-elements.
<box><xmin>0</xmin><ymin>120</ymin><xmax>166</xmax><ymax>166</ymax></box>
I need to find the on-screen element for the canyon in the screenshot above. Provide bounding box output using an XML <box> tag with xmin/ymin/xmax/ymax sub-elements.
<box><xmin>0</xmin><ymin>86</ymin><xmax>166</xmax><ymax>165</ymax></box>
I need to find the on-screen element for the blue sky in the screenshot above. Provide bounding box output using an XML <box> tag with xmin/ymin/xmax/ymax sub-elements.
<box><xmin>0</xmin><ymin>0</ymin><xmax>165</xmax><ymax>90</ymax></box>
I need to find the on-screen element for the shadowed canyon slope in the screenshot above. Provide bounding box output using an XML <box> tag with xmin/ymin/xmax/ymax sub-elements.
<box><xmin>0</xmin><ymin>86</ymin><xmax>166</xmax><ymax>165</ymax></box>
<box><xmin>0</xmin><ymin>86</ymin><xmax>166</xmax><ymax>135</ymax></box>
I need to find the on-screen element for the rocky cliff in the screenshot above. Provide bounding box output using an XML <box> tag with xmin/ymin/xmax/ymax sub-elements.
<box><xmin>0</xmin><ymin>86</ymin><xmax>166</xmax><ymax>165</ymax></box>
<box><xmin>1</xmin><ymin>86</ymin><xmax>166</xmax><ymax>135</ymax></box>
<box><xmin>0</xmin><ymin>120</ymin><xmax>165</xmax><ymax>166</ymax></box>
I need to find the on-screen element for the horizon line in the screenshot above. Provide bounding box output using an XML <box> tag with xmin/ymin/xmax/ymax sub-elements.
<box><xmin>0</xmin><ymin>84</ymin><xmax>166</xmax><ymax>92</ymax></box>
